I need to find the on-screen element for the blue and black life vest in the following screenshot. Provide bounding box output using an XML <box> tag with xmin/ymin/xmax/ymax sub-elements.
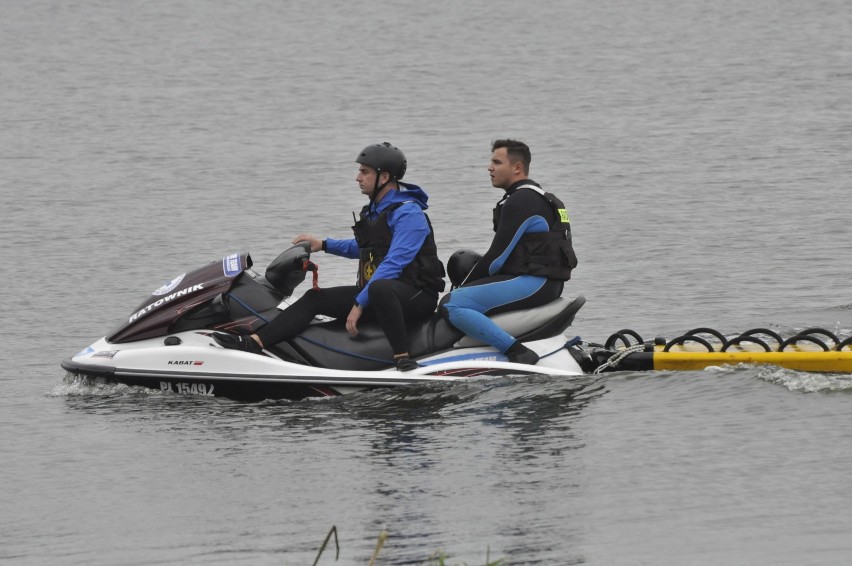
<box><xmin>352</xmin><ymin>202</ymin><xmax>446</xmax><ymax>293</ymax></box>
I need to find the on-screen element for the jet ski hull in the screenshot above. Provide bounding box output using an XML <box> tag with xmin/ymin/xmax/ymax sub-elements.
<box><xmin>61</xmin><ymin>333</ymin><xmax>585</xmax><ymax>401</ymax></box>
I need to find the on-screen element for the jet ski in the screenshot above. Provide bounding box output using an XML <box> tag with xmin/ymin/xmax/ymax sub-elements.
<box><xmin>61</xmin><ymin>244</ymin><xmax>588</xmax><ymax>401</ymax></box>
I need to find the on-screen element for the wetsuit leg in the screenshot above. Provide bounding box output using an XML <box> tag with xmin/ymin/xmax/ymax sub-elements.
<box><xmin>256</xmin><ymin>286</ymin><xmax>360</xmax><ymax>346</ymax></box>
<box><xmin>368</xmin><ymin>278</ymin><xmax>437</xmax><ymax>355</ymax></box>
<box><xmin>441</xmin><ymin>275</ymin><xmax>562</xmax><ymax>352</ymax></box>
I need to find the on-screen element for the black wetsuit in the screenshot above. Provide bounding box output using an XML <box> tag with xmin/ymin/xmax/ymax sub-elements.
<box><xmin>441</xmin><ymin>179</ymin><xmax>576</xmax><ymax>353</ymax></box>
<box><xmin>256</xmin><ymin>185</ymin><xmax>444</xmax><ymax>356</ymax></box>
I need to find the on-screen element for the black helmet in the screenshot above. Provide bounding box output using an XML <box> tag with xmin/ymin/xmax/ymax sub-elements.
<box><xmin>447</xmin><ymin>249</ymin><xmax>482</xmax><ymax>288</ymax></box>
<box><xmin>356</xmin><ymin>142</ymin><xmax>407</xmax><ymax>180</ymax></box>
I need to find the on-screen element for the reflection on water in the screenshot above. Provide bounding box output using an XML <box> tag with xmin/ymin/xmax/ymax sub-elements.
<box><xmin>55</xmin><ymin>371</ymin><xmax>606</xmax><ymax>436</ymax></box>
<box><xmin>52</xmin><ymin>373</ymin><xmax>607</xmax><ymax>564</ymax></box>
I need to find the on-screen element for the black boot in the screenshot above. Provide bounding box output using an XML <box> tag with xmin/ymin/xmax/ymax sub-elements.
<box><xmin>212</xmin><ymin>332</ymin><xmax>263</xmax><ymax>355</ymax></box>
<box><xmin>505</xmin><ymin>341</ymin><xmax>539</xmax><ymax>365</ymax></box>
<box><xmin>395</xmin><ymin>356</ymin><xmax>420</xmax><ymax>372</ymax></box>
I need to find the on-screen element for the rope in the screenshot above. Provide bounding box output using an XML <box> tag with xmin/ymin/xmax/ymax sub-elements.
<box><xmin>224</xmin><ymin>292</ymin><xmax>272</xmax><ymax>323</ymax></box>
<box><xmin>541</xmin><ymin>336</ymin><xmax>583</xmax><ymax>360</ymax></box>
<box><xmin>593</xmin><ymin>343</ymin><xmax>646</xmax><ymax>374</ymax></box>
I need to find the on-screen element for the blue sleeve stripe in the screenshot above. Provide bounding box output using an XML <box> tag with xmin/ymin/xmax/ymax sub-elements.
<box><xmin>488</xmin><ymin>215</ymin><xmax>549</xmax><ymax>275</ymax></box>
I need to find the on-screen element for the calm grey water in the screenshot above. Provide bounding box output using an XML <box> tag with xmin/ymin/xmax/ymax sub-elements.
<box><xmin>2</xmin><ymin>0</ymin><xmax>851</xmax><ymax>564</ymax></box>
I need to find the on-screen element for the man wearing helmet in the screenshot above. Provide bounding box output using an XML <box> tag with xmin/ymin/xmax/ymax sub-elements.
<box><xmin>440</xmin><ymin>139</ymin><xmax>578</xmax><ymax>365</ymax></box>
<box><xmin>214</xmin><ymin>142</ymin><xmax>445</xmax><ymax>371</ymax></box>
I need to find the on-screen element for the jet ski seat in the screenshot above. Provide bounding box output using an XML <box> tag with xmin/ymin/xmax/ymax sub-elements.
<box><xmin>282</xmin><ymin>295</ymin><xmax>586</xmax><ymax>371</ymax></box>
<box><xmin>453</xmin><ymin>294</ymin><xmax>586</xmax><ymax>347</ymax></box>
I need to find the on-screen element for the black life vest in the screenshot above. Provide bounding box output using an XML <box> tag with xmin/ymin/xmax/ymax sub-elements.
<box><xmin>493</xmin><ymin>184</ymin><xmax>578</xmax><ymax>280</ymax></box>
<box><xmin>352</xmin><ymin>202</ymin><xmax>446</xmax><ymax>293</ymax></box>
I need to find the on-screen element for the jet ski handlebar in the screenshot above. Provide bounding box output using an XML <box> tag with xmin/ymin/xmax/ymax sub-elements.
<box><xmin>264</xmin><ymin>242</ymin><xmax>314</xmax><ymax>295</ymax></box>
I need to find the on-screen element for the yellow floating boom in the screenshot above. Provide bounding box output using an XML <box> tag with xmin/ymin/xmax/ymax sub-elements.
<box><xmin>651</xmin><ymin>350</ymin><xmax>852</xmax><ymax>373</ymax></box>
<box><xmin>597</xmin><ymin>327</ymin><xmax>852</xmax><ymax>373</ymax></box>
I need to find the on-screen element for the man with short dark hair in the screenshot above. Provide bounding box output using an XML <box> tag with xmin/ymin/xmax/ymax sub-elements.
<box><xmin>440</xmin><ymin>139</ymin><xmax>577</xmax><ymax>365</ymax></box>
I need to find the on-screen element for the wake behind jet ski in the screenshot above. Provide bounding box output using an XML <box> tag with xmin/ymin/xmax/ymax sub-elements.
<box><xmin>61</xmin><ymin>244</ymin><xmax>588</xmax><ymax>401</ymax></box>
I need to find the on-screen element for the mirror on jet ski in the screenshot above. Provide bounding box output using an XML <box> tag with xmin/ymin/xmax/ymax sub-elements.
<box><xmin>264</xmin><ymin>242</ymin><xmax>313</xmax><ymax>296</ymax></box>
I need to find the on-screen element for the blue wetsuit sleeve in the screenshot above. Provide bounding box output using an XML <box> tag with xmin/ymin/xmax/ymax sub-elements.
<box><xmin>325</xmin><ymin>238</ymin><xmax>359</xmax><ymax>259</ymax></box>
<box><xmin>355</xmin><ymin>203</ymin><xmax>430</xmax><ymax>307</ymax></box>
<box><xmin>467</xmin><ymin>190</ymin><xmax>550</xmax><ymax>281</ymax></box>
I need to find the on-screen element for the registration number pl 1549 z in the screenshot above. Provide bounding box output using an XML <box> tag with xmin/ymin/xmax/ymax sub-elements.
<box><xmin>160</xmin><ymin>381</ymin><xmax>215</xmax><ymax>396</ymax></box>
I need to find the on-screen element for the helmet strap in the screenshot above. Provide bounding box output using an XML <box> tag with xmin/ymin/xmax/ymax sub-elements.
<box><xmin>370</xmin><ymin>171</ymin><xmax>394</xmax><ymax>202</ymax></box>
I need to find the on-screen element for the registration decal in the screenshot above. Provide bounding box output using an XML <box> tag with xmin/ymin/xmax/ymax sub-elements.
<box><xmin>92</xmin><ymin>350</ymin><xmax>119</xmax><ymax>359</ymax></box>
<box><xmin>223</xmin><ymin>253</ymin><xmax>242</xmax><ymax>277</ymax></box>
<box><xmin>160</xmin><ymin>381</ymin><xmax>215</xmax><ymax>396</ymax></box>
